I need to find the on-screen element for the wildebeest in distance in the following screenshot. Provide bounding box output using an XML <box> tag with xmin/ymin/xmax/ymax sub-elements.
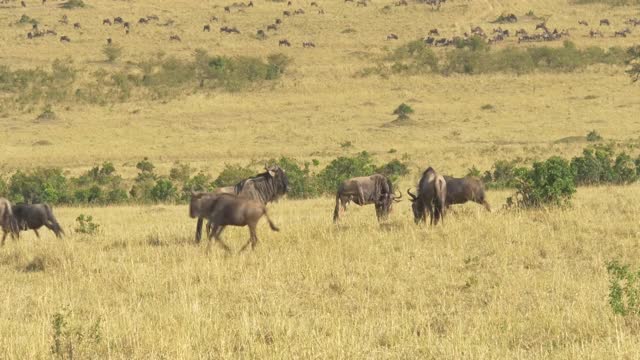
<box><xmin>60</xmin><ymin>35</ymin><xmax>70</xmax><ymax>42</ymax></box>
<box><xmin>12</xmin><ymin>203</ymin><xmax>64</xmax><ymax>238</ymax></box>
<box><xmin>578</xmin><ymin>20</ymin><xmax>588</xmax><ymax>26</ymax></box>
<box><xmin>386</xmin><ymin>33</ymin><xmax>398</xmax><ymax>40</ymax></box>
<box><xmin>73</xmin><ymin>22</ymin><xmax>81</xmax><ymax>29</ymax></box>
<box><xmin>114</xmin><ymin>17</ymin><xmax>124</xmax><ymax>24</ymax></box>
<box><xmin>103</xmin><ymin>18</ymin><xmax>112</xmax><ymax>25</ymax></box>
<box><xmin>407</xmin><ymin>167</ymin><xmax>446</xmax><ymax>225</ymax></box>
<box><xmin>429</xmin><ymin>28</ymin><xmax>439</xmax><ymax>35</ymax></box>
<box><xmin>190</xmin><ymin>193</ymin><xmax>279</xmax><ymax>252</ymax></box>
<box><xmin>303</xmin><ymin>41</ymin><xmax>315</xmax><ymax>47</ymax></box>
<box><xmin>169</xmin><ymin>34</ymin><xmax>181</xmax><ymax>41</ymax></box>
<box><xmin>1</xmin><ymin>198</ymin><xmax>20</xmax><ymax>246</ymax></box>
<box><xmin>600</xmin><ymin>19</ymin><xmax>610</xmax><ymax>26</ymax></box>
<box><xmin>203</xmin><ymin>24</ymin><xmax>211</xmax><ymax>32</ymax></box>
<box><xmin>279</xmin><ymin>39</ymin><xmax>291</xmax><ymax>46</ymax></box>
<box><xmin>333</xmin><ymin>174</ymin><xmax>401</xmax><ymax>223</ymax></box>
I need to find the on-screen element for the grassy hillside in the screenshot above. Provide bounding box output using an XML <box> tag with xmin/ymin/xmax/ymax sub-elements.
<box><xmin>1</xmin><ymin>0</ymin><xmax>640</xmax><ymax>358</ymax></box>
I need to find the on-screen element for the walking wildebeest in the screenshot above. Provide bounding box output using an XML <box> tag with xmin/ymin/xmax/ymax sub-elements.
<box><xmin>279</xmin><ymin>39</ymin><xmax>291</xmax><ymax>46</ymax></box>
<box><xmin>191</xmin><ymin>193</ymin><xmax>279</xmax><ymax>252</ymax></box>
<box><xmin>12</xmin><ymin>203</ymin><xmax>64</xmax><ymax>238</ymax></box>
<box><xmin>443</xmin><ymin>176</ymin><xmax>491</xmax><ymax>211</ymax></box>
<box><xmin>192</xmin><ymin>165</ymin><xmax>288</xmax><ymax>242</ymax></box>
<box><xmin>333</xmin><ymin>174</ymin><xmax>401</xmax><ymax>223</ymax></box>
<box><xmin>1</xmin><ymin>198</ymin><xmax>20</xmax><ymax>246</ymax></box>
<box><xmin>600</xmin><ymin>19</ymin><xmax>610</xmax><ymax>26</ymax></box>
<box><xmin>303</xmin><ymin>41</ymin><xmax>315</xmax><ymax>48</ymax></box>
<box><xmin>407</xmin><ymin>167</ymin><xmax>446</xmax><ymax>225</ymax></box>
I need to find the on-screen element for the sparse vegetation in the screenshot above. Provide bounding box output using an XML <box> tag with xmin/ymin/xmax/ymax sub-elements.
<box><xmin>607</xmin><ymin>260</ymin><xmax>640</xmax><ymax>316</ymax></box>
<box><xmin>103</xmin><ymin>44</ymin><xmax>123</xmax><ymax>63</ymax></box>
<box><xmin>60</xmin><ymin>0</ymin><xmax>86</xmax><ymax>9</ymax></box>
<box><xmin>75</xmin><ymin>214</ymin><xmax>100</xmax><ymax>235</ymax></box>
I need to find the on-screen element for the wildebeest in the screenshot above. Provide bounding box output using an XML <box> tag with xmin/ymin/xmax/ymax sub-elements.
<box><xmin>283</xmin><ymin>10</ymin><xmax>291</xmax><ymax>16</ymax></box>
<box><xmin>424</xmin><ymin>36</ymin><xmax>435</xmax><ymax>45</ymax></box>
<box><xmin>589</xmin><ymin>29</ymin><xmax>603</xmax><ymax>37</ymax></box>
<box><xmin>279</xmin><ymin>39</ymin><xmax>291</xmax><ymax>46</ymax></box>
<box><xmin>103</xmin><ymin>18</ymin><xmax>112</xmax><ymax>25</ymax></box>
<box><xmin>387</xmin><ymin>33</ymin><xmax>399</xmax><ymax>40</ymax></box>
<box><xmin>73</xmin><ymin>22</ymin><xmax>81</xmax><ymax>29</ymax></box>
<box><xmin>600</xmin><ymin>19</ymin><xmax>610</xmax><ymax>26</ymax></box>
<box><xmin>257</xmin><ymin>29</ymin><xmax>266</xmax><ymax>38</ymax></box>
<box><xmin>169</xmin><ymin>34</ymin><xmax>181</xmax><ymax>41</ymax></box>
<box><xmin>578</xmin><ymin>20</ymin><xmax>588</xmax><ymax>26</ymax></box>
<box><xmin>114</xmin><ymin>17</ymin><xmax>124</xmax><ymax>24</ymax></box>
<box><xmin>267</xmin><ymin>24</ymin><xmax>278</xmax><ymax>31</ymax></box>
<box><xmin>21</xmin><ymin>1</ymin><xmax>26</xmax><ymax>7</ymax></box>
<box><xmin>407</xmin><ymin>167</ymin><xmax>446</xmax><ymax>225</ymax></box>
<box><xmin>294</xmin><ymin>8</ymin><xmax>305</xmax><ymax>14</ymax></box>
<box><xmin>203</xmin><ymin>24</ymin><xmax>211</xmax><ymax>32</ymax></box>
<box><xmin>302</xmin><ymin>41</ymin><xmax>315</xmax><ymax>48</ymax></box>
<box><xmin>443</xmin><ymin>176</ymin><xmax>491</xmax><ymax>211</ymax></box>
<box><xmin>1</xmin><ymin>198</ymin><xmax>20</xmax><ymax>246</ymax></box>
<box><xmin>190</xmin><ymin>193</ymin><xmax>279</xmax><ymax>252</ymax></box>
<box><xmin>333</xmin><ymin>174</ymin><xmax>401</xmax><ymax>223</ymax></box>
<box><xmin>275</xmin><ymin>18</ymin><xmax>282</xmax><ymax>24</ymax></box>
<box><xmin>60</xmin><ymin>36</ymin><xmax>70</xmax><ymax>42</ymax></box>
<box><xmin>106</xmin><ymin>37</ymin><xmax>112</xmax><ymax>44</ymax></box>
<box><xmin>429</xmin><ymin>28</ymin><xmax>439</xmax><ymax>35</ymax></box>
<box><xmin>192</xmin><ymin>165</ymin><xmax>288</xmax><ymax>242</ymax></box>
<box><xmin>224</xmin><ymin>6</ymin><xmax>230</xmax><ymax>12</ymax></box>
<box><xmin>138</xmin><ymin>17</ymin><xmax>148</xmax><ymax>24</ymax></box>
<box><xmin>12</xmin><ymin>203</ymin><xmax>64</xmax><ymax>238</ymax></box>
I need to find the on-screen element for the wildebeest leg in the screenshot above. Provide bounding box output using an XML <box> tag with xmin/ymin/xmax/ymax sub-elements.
<box><xmin>481</xmin><ymin>200</ymin><xmax>491</xmax><ymax>212</ymax></box>
<box><xmin>33</xmin><ymin>229</ymin><xmax>40</xmax><ymax>239</ymax></box>
<box><xmin>1</xmin><ymin>232</ymin><xmax>6</xmax><ymax>246</ymax></box>
<box><xmin>240</xmin><ymin>225</ymin><xmax>258</xmax><ymax>252</ymax></box>
<box><xmin>195</xmin><ymin>217</ymin><xmax>204</xmax><ymax>243</ymax></box>
<box><xmin>333</xmin><ymin>195</ymin><xmax>341</xmax><ymax>223</ymax></box>
<box><xmin>214</xmin><ymin>226</ymin><xmax>230</xmax><ymax>252</ymax></box>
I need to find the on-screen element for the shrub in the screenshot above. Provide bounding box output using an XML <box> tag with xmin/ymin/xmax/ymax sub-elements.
<box><xmin>586</xmin><ymin>130</ymin><xmax>603</xmax><ymax>142</ymax></box>
<box><xmin>387</xmin><ymin>40</ymin><xmax>438</xmax><ymax>73</ymax></box>
<box><xmin>270</xmin><ymin>157</ymin><xmax>320</xmax><ymax>199</ymax></box>
<box><xmin>613</xmin><ymin>153</ymin><xmax>638</xmax><ymax>184</ymax></box>
<box><xmin>50</xmin><ymin>307</ymin><xmax>104</xmax><ymax>359</ymax></box>
<box><xmin>150</xmin><ymin>178</ymin><xmax>177</xmax><ymax>202</ymax></box>
<box><xmin>60</xmin><ymin>0</ymin><xmax>86</xmax><ymax>9</ymax></box>
<box><xmin>627</xmin><ymin>45</ymin><xmax>640</xmax><ymax>83</ymax></box>
<box><xmin>483</xmin><ymin>160</ymin><xmax>528</xmax><ymax>189</ymax></box>
<box><xmin>607</xmin><ymin>260</ymin><xmax>640</xmax><ymax>316</ymax></box>
<box><xmin>71</xmin><ymin>162</ymin><xmax>128</xmax><ymax>204</ymax></box>
<box><xmin>75</xmin><ymin>214</ymin><xmax>100</xmax><ymax>235</ymax></box>
<box><xmin>510</xmin><ymin>156</ymin><xmax>576</xmax><ymax>208</ymax></box>
<box><xmin>571</xmin><ymin>145</ymin><xmax>616</xmax><ymax>185</ymax></box>
<box><xmin>393</xmin><ymin>103</ymin><xmax>414</xmax><ymax>120</ymax></box>
<box><xmin>103</xmin><ymin>45</ymin><xmax>123</xmax><ymax>63</ymax></box>
<box><xmin>17</xmin><ymin>14</ymin><xmax>38</xmax><ymax>26</ymax></box>
<box><xmin>316</xmin><ymin>152</ymin><xmax>377</xmax><ymax>194</ymax></box>
<box><xmin>375</xmin><ymin>159</ymin><xmax>410</xmax><ymax>182</ymax></box>
<box><xmin>9</xmin><ymin>168</ymin><xmax>69</xmax><ymax>204</ymax></box>
<box><xmin>213</xmin><ymin>164</ymin><xmax>255</xmax><ymax>188</ymax></box>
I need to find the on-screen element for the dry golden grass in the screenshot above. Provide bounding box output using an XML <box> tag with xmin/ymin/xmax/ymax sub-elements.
<box><xmin>1</xmin><ymin>0</ymin><xmax>640</xmax><ymax>358</ymax></box>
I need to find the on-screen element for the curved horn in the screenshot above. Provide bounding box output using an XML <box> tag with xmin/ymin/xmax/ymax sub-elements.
<box><xmin>407</xmin><ymin>188</ymin><xmax>417</xmax><ymax>201</ymax></box>
<box><xmin>393</xmin><ymin>189</ymin><xmax>403</xmax><ymax>202</ymax></box>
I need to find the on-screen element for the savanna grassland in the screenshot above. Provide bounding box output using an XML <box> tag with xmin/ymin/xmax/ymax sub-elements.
<box><xmin>1</xmin><ymin>0</ymin><xmax>640</xmax><ymax>358</ymax></box>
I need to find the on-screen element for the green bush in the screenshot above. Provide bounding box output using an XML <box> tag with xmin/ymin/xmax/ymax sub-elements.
<box><xmin>213</xmin><ymin>164</ymin><xmax>256</xmax><ymax>188</ymax></box>
<box><xmin>17</xmin><ymin>14</ymin><xmax>38</xmax><ymax>26</ymax></box>
<box><xmin>103</xmin><ymin>45</ymin><xmax>123</xmax><ymax>63</ymax></box>
<box><xmin>50</xmin><ymin>307</ymin><xmax>104</xmax><ymax>359</ymax></box>
<box><xmin>75</xmin><ymin>214</ymin><xmax>100</xmax><ymax>235</ymax></box>
<box><xmin>483</xmin><ymin>159</ymin><xmax>528</xmax><ymax>189</ymax></box>
<box><xmin>571</xmin><ymin>145</ymin><xmax>616</xmax><ymax>185</ymax></box>
<box><xmin>9</xmin><ymin>168</ymin><xmax>69</xmax><ymax>204</ymax></box>
<box><xmin>150</xmin><ymin>178</ymin><xmax>177</xmax><ymax>202</ymax></box>
<box><xmin>393</xmin><ymin>103</ymin><xmax>414</xmax><ymax>120</ymax></box>
<box><xmin>510</xmin><ymin>156</ymin><xmax>576</xmax><ymax>208</ymax></box>
<box><xmin>71</xmin><ymin>162</ymin><xmax>128</xmax><ymax>204</ymax></box>
<box><xmin>628</xmin><ymin>45</ymin><xmax>640</xmax><ymax>83</ymax></box>
<box><xmin>316</xmin><ymin>152</ymin><xmax>377</xmax><ymax>194</ymax></box>
<box><xmin>60</xmin><ymin>0</ymin><xmax>86</xmax><ymax>9</ymax></box>
<box><xmin>613</xmin><ymin>153</ymin><xmax>638</xmax><ymax>184</ymax></box>
<box><xmin>269</xmin><ymin>157</ymin><xmax>320</xmax><ymax>199</ymax></box>
<box><xmin>607</xmin><ymin>260</ymin><xmax>640</xmax><ymax>316</ymax></box>
<box><xmin>586</xmin><ymin>130</ymin><xmax>603</xmax><ymax>142</ymax></box>
<box><xmin>375</xmin><ymin>159</ymin><xmax>410</xmax><ymax>182</ymax></box>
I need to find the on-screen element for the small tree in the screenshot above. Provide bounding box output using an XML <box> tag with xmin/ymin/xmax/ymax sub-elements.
<box><xmin>627</xmin><ymin>45</ymin><xmax>640</xmax><ymax>83</ymax></box>
<box><xmin>393</xmin><ymin>103</ymin><xmax>414</xmax><ymax>120</ymax></box>
<box><xmin>103</xmin><ymin>44</ymin><xmax>123</xmax><ymax>63</ymax></box>
<box><xmin>509</xmin><ymin>156</ymin><xmax>576</xmax><ymax>208</ymax></box>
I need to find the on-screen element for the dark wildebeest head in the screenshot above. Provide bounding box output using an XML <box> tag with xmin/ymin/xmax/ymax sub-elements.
<box><xmin>407</xmin><ymin>167</ymin><xmax>447</xmax><ymax>225</ymax></box>
<box><xmin>442</xmin><ymin>176</ymin><xmax>491</xmax><ymax>212</ymax></box>
<box><xmin>1</xmin><ymin>198</ymin><xmax>20</xmax><ymax>246</ymax></box>
<box><xmin>235</xmin><ymin>165</ymin><xmax>289</xmax><ymax>205</ymax></box>
<box><xmin>333</xmin><ymin>174</ymin><xmax>401</xmax><ymax>223</ymax></box>
<box><xmin>192</xmin><ymin>193</ymin><xmax>280</xmax><ymax>252</ymax></box>
<box><xmin>12</xmin><ymin>203</ymin><xmax>64</xmax><ymax>238</ymax></box>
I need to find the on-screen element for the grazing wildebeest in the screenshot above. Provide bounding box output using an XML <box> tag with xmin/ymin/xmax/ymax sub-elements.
<box><xmin>294</xmin><ymin>8</ymin><xmax>304</xmax><ymax>14</ymax></box>
<box><xmin>27</xmin><ymin>32</ymin><xmax>33</xmax><ymax>39</ymax></box>
<box><xmin>283</xmin><ymin>10</ymin><xmax>291</xmax><ymax>16</ymax></box>
<box><xmin>73</xmin><ymin>22</ymin><xmax>81</xmax><ymax>29</ymax></box>
<box><xmin>387</xmin><ymin>33</ymin><xmax>398</xmax><ymax>40</ymax></box>
<box><xmin>424</xmin><ymin>36</ymin><xmax>435</xmax><ymax>45</ymax></box>
<box><xmin>1</xmin><ymin>198</ymin><xmax>20</xmax><ymax>246</ymax></box>
<box><xmin>203</xmin><ymin>24</ymin><xmax>211</xmax><ymax>32</ymax></box>
<box><xmin>333</xmin><ymin>174</ymin><xmax>401</xmax><ymax>223</ymax></box>
<box><xmin>138</xmin><ymin>17</ymin><xmax>148</xmax><ymax>24</ymax></box>
<box><xmin>429</xmin><ymin>28</ymin><xmax>439</xmax><ymax>35</ymax></box>
<box><xmin>114</xmin><ymin>17</ymin><xmax>124</xmax><ymax>24</ymax></box>
<box><xmin>12</xmin><ymin>203</ymin><xmax>64</xmax><ymax>239</ymax></box>
<box><xmin>224</xmin><ymin>6</ymin><xmax>230</xmax><ymax>12</ymax></box>
<box><xmin>60</xmin><ymin>36</ymin><xmax>70</xmax><ymax>42</ymax></box>
<box><xmin>279</xmin><ymin>39</ymin><xmax>291</xmax><ymax>46</ymax></box>
<box><xmin>191</xmin><ymin>193</ymin><xmax>279</xmax><ymax>252</ymax></box>
<box><xmin>442</xmin><ymin>176</ymin><xmax>491</xmax><ymax>212</ymax></box>
<box><xmin>614</xmin><ymin>30</ymin><xmax>628</xmax><ymax>37</ymax></box>
<box><xmin>169</xmin><ymin>34</ymin><xmax>181</xmax><ymax>41</ymax></box>
<box><xmin>311</xmin><ymin>1</ymin><xmax>318</xmax><ymax>6</ymax></box>
<box><xmin>407</xmin><ymin>167</ymin><xmax>446</xmax><ymax>225</ymax></box>
<box><xmin>600</xmin><ymin>19</ymin><xmax>610</xmax><ymax>26</ymax></box>
<box><xmin>103</xmin><ymin>18</ymin><xmax>112</xmax><ymax>25</ymax></box>
<box><xmin>303</xmin><ymin>41</ymin><xmax>315</xmax><ymax>47</ymax></box>
<box><xmin>275</xmin><ymin>18</ymin><xmax>282</xmax><ymax>24</ymax></box>
<box><xmin>107</xmin><ymin>37</ymin><xmax>112</xmax><ymax>44</ymax></box>
<box><xmin>267</xmin><ymin>24</ymin><xmax>278</xmax><ymax>31</ymax></box>
<box><xmin>578</xmin><ymin>20</ymin><xmax>588</xmax><ymax>26</ymax></box>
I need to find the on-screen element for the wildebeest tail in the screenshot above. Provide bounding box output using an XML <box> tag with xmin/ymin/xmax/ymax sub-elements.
<box><xmin>333</xmin><ymin>194</ymin><xmax>340</xmax><ymax>223</ymax></box>
<box><xmin>263</xmin><ymin>208</ymin><xmax>280</xmax><ymax>232</ymax></box>
<box><xmin>44</xmin><ymin>204</ymin><xmax>65</xmax><ymax>238</ymax></box>
<box><xmin>1</xmin><ymin>201</ymin><xmax>19</xmax><ymax>235</ymax></box>
<box><xmin>435</xmin><ymin>176</ymin><xmax>447</xmax><ymax>223</ymax></box>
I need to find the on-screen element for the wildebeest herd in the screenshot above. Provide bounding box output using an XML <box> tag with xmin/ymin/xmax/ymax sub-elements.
<box><xmin>1</xmin><ymin>164</ymin><xmax>490</xmax><ymax>253</ymax></box>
